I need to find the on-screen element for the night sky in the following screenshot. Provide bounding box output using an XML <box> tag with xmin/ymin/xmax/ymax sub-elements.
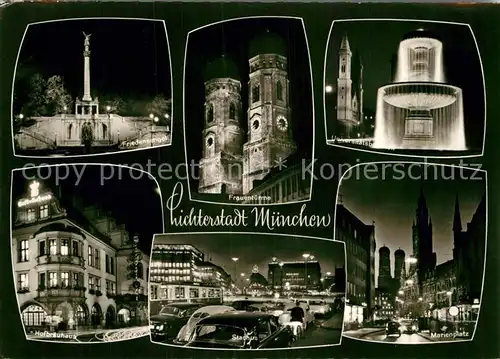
<box><xmin>337</xmin><ymin>163</ymin><xmax>486</xmax><ymax>286</ymax></box>
<box><xmin>324</xmin><ymin>20</ymin><xmax>485</xmax><ymax>150</ymax></box>
<box><xmin>184</xmin><ymin>17</ymin><xmax>313</xmax><ymax>185</ymax></box>
<box><xmin>13</xmin><ymin>18</ymin><xmax>171</xmax><ymax>110</ymax></box>
<box><xmin>154</xmin><ymin>233</ymin><xmax>345</xmax><ymax>279</ymax></box>
<box><xmin>11</xmin><ymin>165</ymin><xmax>164</xmax><ymax>255</ymax></box>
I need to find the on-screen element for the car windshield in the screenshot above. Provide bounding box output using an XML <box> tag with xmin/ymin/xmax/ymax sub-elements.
<box><xmin>310</xmin><ymin>301</ymin><xmax>325</xmax><ymax>305</ymax></box>
<box><xmin>191</xmin><ymin>324</ymin><xmax>250</xmax><ymax>346</ymax></box>
<box><xmin>159</xmin><ymin>306</ymin><xmax>182</xmax><ymax>316</ymax></box>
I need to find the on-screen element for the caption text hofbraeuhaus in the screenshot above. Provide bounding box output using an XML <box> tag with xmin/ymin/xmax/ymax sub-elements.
<box><xmin>166</xmin><ymin>182</ymin><xmax>331</xmax><ymax>230</ymax></box>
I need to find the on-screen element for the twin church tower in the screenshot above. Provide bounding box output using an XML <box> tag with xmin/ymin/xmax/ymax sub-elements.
<box><xmin>198</xmin><ymin>31</ymin><xmax>297</xmax><ymax>196</ymax></box>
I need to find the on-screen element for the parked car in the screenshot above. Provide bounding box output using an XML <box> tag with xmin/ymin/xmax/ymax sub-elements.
<box><xmin>229</xmin><ymin>300</ymin><xmax>261</xmax><ymax>311</ymax></box>
<box><xmin>385</xmin><ymin>320</ymin><xmax>402</xmax><ymax>337</ymax></box>
<box><xmin>399</xmin><ymin>319</ymin><xmax>418</xmax><ymax>334</ymax></box>
<box><xmin>150</xmin><ymin>303</ymin><xmax>203</xmax><ymax>341</ymax></box>
<box><xmin>309</xmin><ymin>300</ymin><xmax>331</xmax><ymax>316</ymax></box>
<box><xmin>184</xmin><ymin>312</ymin><xmax>294</xmax><ymax>349</ymax></box>
<box><xmin>175</xmin><ymin>305</ymin><xmax>236</xmax><ymax>343</ymax></box>
<box><xmin>247</xmin><ymin>302</ymin><xmax>286</xmax><ymax>318</ymax></box>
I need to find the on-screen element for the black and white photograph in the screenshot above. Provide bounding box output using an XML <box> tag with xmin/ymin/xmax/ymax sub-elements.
<box><xmin>12</xmin><ymin>18</ymin><xmax>172</xmax><ymax>157</ymax></box>
<box><xmin>335</xmin><ymin>163</ymin><xmax>486</xmax><ymax>344</ymax></box>
<box><xmin>324</xmin><ymin>19</ymin><xmax>485</xmax><ymax>157</ymax></box>
<box><xmin>183</xmin><ymin>17</ymin><xmax>314</xmax><ymax>205</ymax></box>
<box><xmin>149</xmin><ymin>233</ymin><xmax>345</xmax><ymax>349</ymax></box>
<box><xmin>11</xmin><ymin>164</ymin><xmax>163</xmax><ymax>343</ymax></box>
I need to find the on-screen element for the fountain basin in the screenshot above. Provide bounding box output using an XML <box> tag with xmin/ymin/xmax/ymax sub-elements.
<box><xmin>381</xmin><ymin>82</ymin><xmax>460</xmax><ymax>110</ymax></box>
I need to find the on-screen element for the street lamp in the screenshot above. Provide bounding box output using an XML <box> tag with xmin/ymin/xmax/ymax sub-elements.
<box><xmin>106</xmin><ymin>105</ymin><xmax>111</xmax><ymax>112</ymax></box>
<box><xmin>398</xmin><ymin>290</ymin><xmax>404</xmax><ymax>296</ymax></box>
<box><xmin>302</xmin><ymin>253</ymin><xmax>310</xmax><ymax>292</ymax></box>
<box><xmin>150</xmin><ymin>116</ymin><xmax>159</xmax><ymax>146</ymax></box>
<box><xmin>279</xmin><ymin>262</ymin><xmax>284</xmax><ymax>294</ymax></box>
<box><xmin>231</xmin><ymin>257</ymin><xmax>239</xmax><ymax>291</ymax></box>
<box><xmin>325</xmin><ymin>85</ymin><xmax>333</xmax><ymax>93</ymax></box>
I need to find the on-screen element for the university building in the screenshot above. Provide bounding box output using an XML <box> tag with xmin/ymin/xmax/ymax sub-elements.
<box><xmin>12</xmin><ymin>180</ymin><xmax>149</xmax><ymax>333</ymax></box>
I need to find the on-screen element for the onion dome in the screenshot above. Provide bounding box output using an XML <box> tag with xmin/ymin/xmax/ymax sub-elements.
<box><xmin>249</xmin><ymin>29</ymin><xmax>287</xmax><ymax>58</ymax></box>
<box><xmin>204</xmin><ymin>55</ymin><xmax>240</xmax><ymax>81</ymax></box>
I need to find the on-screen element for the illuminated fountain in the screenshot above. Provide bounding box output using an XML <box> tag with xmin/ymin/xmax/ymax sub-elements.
<box><xmin>373</xmin><ymin>29</ymin><xmax>466</xmax><ymax>151</ymax></box>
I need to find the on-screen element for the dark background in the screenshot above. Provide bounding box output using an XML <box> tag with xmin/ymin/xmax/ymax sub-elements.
<box><xmin>0</xmin><ymin>2</ymin><xmax>499</xmax><ymax>359</ymax></box>
<box><xmin>13</xmin><ymin>18</ymin><xmax>171</xmax><ymax>115</ymax></box>
<box><xmin>324</xmin><ymin>20</ymin><xmax>485</xmax><ymax>151</ymax></box>
<box><xmin>184</xmin><ymin>17</ymin><xmax>313</xmax><ymax>192</ymax></box>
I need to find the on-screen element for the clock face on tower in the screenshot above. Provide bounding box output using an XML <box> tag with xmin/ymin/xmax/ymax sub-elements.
<box><xmin>277</xmin><ymin>116</ymin><xmax>288</xmax><ymax>132</ymax></box>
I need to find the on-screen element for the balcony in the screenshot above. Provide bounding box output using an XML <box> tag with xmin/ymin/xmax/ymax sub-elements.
<box><xmin>36</xmin><ymin>287</ymin><xmax>86</xmax><ymax>300</ymax></box>
<box><xmin>36</xmin><ymin>254</ymin><xmax>85</xmax><ymax>267</ymax></box>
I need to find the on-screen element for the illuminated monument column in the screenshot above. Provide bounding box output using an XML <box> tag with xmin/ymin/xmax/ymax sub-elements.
<box><xmin>373</xmin><ymin>29</ymin><xmax>466</xmax><ymax>151</ymax></box>
<box><xmin>82</xmin><ymin>32</ymin><xmax>92</xmax><ymax>102</ymax></box>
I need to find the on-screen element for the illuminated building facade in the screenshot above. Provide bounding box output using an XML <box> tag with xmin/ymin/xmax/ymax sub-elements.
<box><xmin>268</xmin><ymin>259</ymin><xmax>321</xmax><ymax>292</ymax></box>
<box><xmin>335</xmin><ymin>203</ymin><xmax>376</xmax><ymax>325</ymax></box>
<box><xmin>12</xmin><ymin>180</ymin><xmax>149</xmax><ymax>333</ymax></box>
<box><xmin>374</xmin><ymin>288</ymin><xmax>395</xmax><ymax>320</ymax></box>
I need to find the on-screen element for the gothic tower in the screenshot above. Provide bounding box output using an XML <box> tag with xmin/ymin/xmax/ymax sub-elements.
<box><xmin>412</xmin><ymin>188</ymin><xmax>436</xmax><ymax>284</ymax></box>
<box><xmin>394</xmin><ymin>248</ymin><xmax>406</xmax><ymax>284</ymax></box>
<box><xmin>336</xmin><ymin>34</ymin><xmax>354</xmax><ymax>136</ymax></box>
<box><xmin>243</xmin><ymin>30</ymin><xmax>297</xmax><ymax>194</ymax></box>
<box><xmin>378</xmin><ymin>246</ymin><xmax>392</xmax><ymax>291</ymax></box>
<box><xmin>199</xmin><ymin>56</ymin><xmax>244</xmax><ymax>195</ymax></box>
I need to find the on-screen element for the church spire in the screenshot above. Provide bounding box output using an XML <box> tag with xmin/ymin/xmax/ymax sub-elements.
<box><xmin>453</xmin><ymin>193</ymin><xmax>462</xmax><ymax>232</ymax></box>
<box><xmin>340</xmin><ymin>33</ymin><xmax>351</xmax><ymax>53</ymax></box>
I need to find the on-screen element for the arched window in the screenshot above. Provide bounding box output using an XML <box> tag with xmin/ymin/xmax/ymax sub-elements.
<box><xmin>137</xmin><ymin>262</ymin><xmax>144</xmax><ymax>279</ymax></box>
<box><xmin>67</xmin><ymin>124</ymin><xmax>72</xmax><ymax>139</ymax></box>
<box><xmin>207</xmin><ymin>104</ymin><xmax>214</xmax><ymax>123</ymax></box>
<box><xmin>276</xmin><ymin>81</ymin><xmax>283</xmax><ymax>101</ymax></box>
<box><xmin>229</xmin><ymin>103</ymin><xmax>236</xmax><ymax>119</ymax></box>
<box><xmin>252</xmin><ymin>84</ymin><xmax>260</xmax><ymax>103</ymax></box>
<box><xmin>22</xmin><ymin>304</ymin><xmax>47</xmax><ymax>327</ymax></box>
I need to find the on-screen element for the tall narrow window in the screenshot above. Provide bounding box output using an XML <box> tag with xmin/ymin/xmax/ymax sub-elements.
<box><xmin>68</xmin><ymin>124</ymin><xmax>72</xmax><ymax>139</ymax></box>
<box><xmin>207</xmin><ymin>104</ymin><xmax>214</xmax><ymax>123</ymax></box>
<box><xmin>27</xmin><ymin>208</ymin><xmax>36</xmax><ymax>221</ymax></box>
<box><xmin>72</xmin><ymin>241</ymin><xmax>79</xmax><ymax>256</ymax></box>
<box><xmin>19</xmin><ymin>273</ymin><xmax>29</xmax><ymax>290</ymax></box>
<box><xmin>94</xmin><ymin>248</ymin><xmax>100</xmax><ymax>269</ymax></box>
<box><xmin>49</xmin><ymin>239</ymin><xmax>57</xmax><ymax>255</ymax></box>
<box><xmin>276</xmin><ymin>81</ymin><xmax>283</xmax><ymax>101</ymax></box>
<box><xmin>39</xmin><ymin>273</ymin><xmax>46</xmax><ymax>289</ymax></box>
<box><xmin>341</xmin><ymin>64</ymin><xmax>346</xmax><ymax>73</ymax></box>
<box><xmin>49</xmin><ymin>272</ymin><xmax>57</xmax><ymax>287</ymax></box>
<box><xmin>39</xmin><ymin>240</ymin><xmax>46</xmax><ymax>256</ymax></box>
<box><xmin>252</xmin><ymin>84</ymin><xmax>260</xmax><ymax>103</ymax></box>
<box><xmin>88</xmin><ymin>246</ymin><xmax>93</xmax><ymax>267</ymax></box>
<box><xmin>39</xmin><ymin>204</ymin><xmax>48</xmax><ymax>219</ymax></box>
<box><xmin>229</xmin><ymin>103</ymin><xmax>236</xmax><ymax>119</ymax></box>
<box><xmin>102</xmin><ymin>124</ymin><xmax>108</xmax><ymax>139</ymax></box>
<box><xmin>60</xmin><ymin>239</ymin><xmax>69</xmax><ymax>256</ymax></box>
<box><xmin>61</xmin><ymin>272</ymin><xmax>69</xmax><ymax>288</ymax></box>
<box><xmin>19</xmin><ymin>240</ymin><xmax>29</xmax><ymax>262</ymax></box>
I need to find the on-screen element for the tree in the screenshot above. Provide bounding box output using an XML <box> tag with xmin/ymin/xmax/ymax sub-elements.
<box><xmin>104</xmin><ymin>96</ymin><xmax>126</xmax><ymax>115</ymax></box>
<box><xmin>146</xmin><ymin>95</ymin><xmax>171</xmax><ymax>123</ymax></box>
<box><xmin>44</xmin><ymin>75</ymin><xmax>72</xmax><ymax>115</ymax></box>
<box><xmin>22</xmin><ymin>73</ymin><xmax>47</xmax><ymax>116</ymax></box>
<box><xmin>81</xmin><ymin>122</ymin><xmax>93</xmax><ymax>154</ymax></box>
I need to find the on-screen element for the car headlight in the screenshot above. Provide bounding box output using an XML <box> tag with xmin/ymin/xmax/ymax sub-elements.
<box><xmin>157</xmin><ymin>324</ymin><xmax>164</xmax><ymax>331</ymax></box>
<box><xmin>412</xmin><ymin>325</ymin><xmax>417</xmax><ymax>331</ymax></box>
<box><xmin>399</xmin><ymin>325</ymin><xmax>406</xmax><ymax>331</ymax></box>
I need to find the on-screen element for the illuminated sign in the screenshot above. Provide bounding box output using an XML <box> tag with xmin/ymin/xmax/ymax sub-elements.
<box><xmin>18</xmin><ymin>194</ymin><xmax>52</xmax><ymax>208</ymax></box>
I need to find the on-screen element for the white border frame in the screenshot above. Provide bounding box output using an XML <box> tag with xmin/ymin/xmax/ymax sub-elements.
<box><xmin>10</xmin><ymin>163</ymin><xmax>166</xmax><ymax>344</ymax></box>
<box><xmin>182</xmin><ymin>16</ymin><xmax>316</xmax><ymax>206</ymax></box>
<box><xmin>11</xmin><ymin>17</ymin><xmax>174</xmax><ymax>158</ymax></box>
<box><xmin>147</xmin><ymin>231</ymin><xmax>347</xmax><ymax>351</ymax></box>
<box><xmin>323</xmin><ymin>18</ymin><xmax>486</xmax><ymax>159</ymax></box>
<box><xmin>333</xmin><ymin>161</ymin><xmax>488</xmax><ymax>344</ymax></box>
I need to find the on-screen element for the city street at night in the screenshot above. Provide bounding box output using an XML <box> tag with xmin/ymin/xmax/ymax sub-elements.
<box><xmin>344</xmin><ymin>327</ymin><xmax>470</xmax><ymax>343</ymax></box>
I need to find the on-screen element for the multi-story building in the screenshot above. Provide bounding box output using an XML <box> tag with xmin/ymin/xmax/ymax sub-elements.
<box><xmin>12</xmin><ymin>180</ymin><xmax>149</xmax><ymax>333</ymax></box>
<box><xmin>335</xmin><ymin>203</ymin><xmax>376</xmax><ymax>324</ymax></box>
<box><xmin>374</xmin><ymin>288</ymin><xmax>395</xmax><ymax>320</ymax></box>
<box><xmin>268</xmin><ymin>259</ymin><xmax>321</xmax><ymax>292</ymax></box>
<box><xmin>149</xmin><ymin>243</ymin><xmax>230</xmax><ymax>312</ymax></box>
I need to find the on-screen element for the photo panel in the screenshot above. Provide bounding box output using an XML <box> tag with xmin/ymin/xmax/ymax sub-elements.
<box><xmin>184</xmin><ymin>16</ymin><xmax>315</xmax><ymax>206</ymax></box>
<box><xmin>149</xmin><ymin>233</ymin><xmax>345</xmax><ymax>349</ymax></box>
<box><xmin>324</xmin><ymin>19</ymin><xmax>485</xmax><ymax>158</ymax></box>
<box><xmin>12</xmin><ymin>18</ymin><xmax>173</xmax><ymax>158</ymax></box>
<box><xmin>335</xmin><ymin>162</ymin><xmax>486</xmax><ymax>344</ymax></box>
<box><xmin>11</xmin><ymin>164</ymin><xmax>164</xmax><ymax>343</ymax></box>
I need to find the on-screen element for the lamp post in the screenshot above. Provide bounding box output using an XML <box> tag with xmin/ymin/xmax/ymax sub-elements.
<box><xmin>165</xmin><ymin>113</ymin><xmax>170</xmax><ymax>133</ymax></box>
<box><xmin>279</xmin><ymin>261</ymin><xmax>284</xmax><ymax>295</ymax></box>
<box><xmin>150</xmin><ymin>115</ymin><xmax>159</xmax><ymax>147</ymax></box>
<box><xmin>231</xmin><ymin>257</ymin><xmax>239</xmax><ymax>292</ymax></box>
<box><xmin>446</xmin><ymin>290</ymin><xmax>452</xmax><ymax>324</ymax></box>
<box><xmin>302</xmin><ymin>253</ymin><xmax>310</xmax><ymax>292</ymax></box>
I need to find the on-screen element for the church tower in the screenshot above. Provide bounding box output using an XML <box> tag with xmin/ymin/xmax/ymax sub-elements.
<box><xmin>336</xmin><ymin>34</ymin><xmax>354</xmax><ymax>136</ymax></box>
<box><xmin>198</xmin><ymin>56</ymin><xmax>244</xmax><ymax>195</ymax></box>
<box><xmin>243</xmin><ymin>30</ymin><xmax>297</xmax><ymax>194</ymax></box>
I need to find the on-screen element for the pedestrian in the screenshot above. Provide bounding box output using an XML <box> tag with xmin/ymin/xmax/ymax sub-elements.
<box><xmin>289</xmin><ymin>301</ymin><xmax>305</xmax><ymax>339</ymax></box>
